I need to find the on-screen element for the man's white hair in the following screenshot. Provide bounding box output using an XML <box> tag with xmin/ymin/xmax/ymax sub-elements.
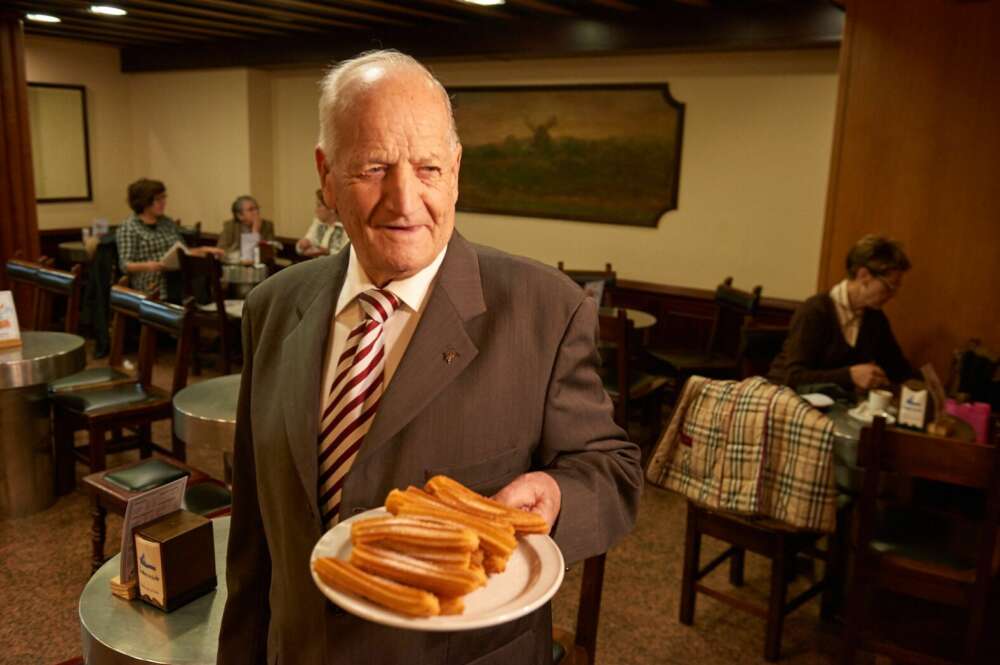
<box><xmin>317</xmin><ymin>49</ymin><xmax>459</xmax><ymax>163</ymax></box>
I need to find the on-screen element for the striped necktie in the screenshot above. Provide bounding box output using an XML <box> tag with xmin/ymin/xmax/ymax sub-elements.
<box><xmin>318</xmin><ymin>288</ymin><xmax>400</xmax><ymax>529</ymax></box>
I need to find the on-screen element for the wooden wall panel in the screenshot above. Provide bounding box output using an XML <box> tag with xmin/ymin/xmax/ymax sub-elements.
<box><xmin>0</xmin><ymin>11</ymin><xmax>40</xmax><ymax>312</ymax></box>
<box><xmin>820</xmin><ymin>0</ymin><xmax>1000</xmax><ymax>378</ymax></box>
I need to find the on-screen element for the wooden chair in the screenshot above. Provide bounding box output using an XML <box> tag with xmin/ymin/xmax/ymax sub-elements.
<box><xmin>598</xmin><ymin>308</ymin><xmax>668</xmax><ymax>437</ymax></box>
<box><xmin>680</xmin><ymin>502</ymin><xmax>832</xmax><ymax>662</ymax></box>
<box><xmin>5</xmin><ymin>257</ymin><xmax>44</xmax><ymax>329</ymax></box>
<box><xmin>179</xmin><ymin>251</ymin><xmax>238</xmax><ymax>375</ymax></box>
<box><xmin>553</xmin><ymin>553</ymin><xmax>607</xmax><ymax>665</ymax></box>
<box><xmin>738</xmin><ymin>324</ymin><xmax>790</xmax><ymax>379</ymax></box>
<box><xmin>558</xmin><ymin>261</ymin><xmax>616</xmax><ymax>306</ymax></box>
<box><xmin>32</xmin><ymin>264</ymin><xmax>82</xmax><ymax>333</ymax></box>
<box><xmin>52</xmin><ymin>296</ymin><xmax>194</xmax><ymax>491</ymax></box>
<box><xmin>842</xmin><ymin>417</ymin><xmax>1000</xmax><ymax>665</ymax></box>
<box><xmin>82</xmin><ymin>456</ymin><xmax>231</xmax><ymax>572</ymax></box>
<box><xmin>648</xmin><ymin>277</ymin><xmax>763</xmax><ymax>385</ymax></box>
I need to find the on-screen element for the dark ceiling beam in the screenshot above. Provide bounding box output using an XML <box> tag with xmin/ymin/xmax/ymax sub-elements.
<box><xmin>507</xmin><ymin>0</ymin><xmax>577</xmax><ymax>17</ymax></box>
<box><xmin>176</xmin><ymin>0</ymin><xmax>365</xmax><ymax>30</ymax></box>
<box><xmin>25</xmin><ymin>25</ymin><xmax>143</xmax><ymax>46</ymax></box>
<box><xmin>258</xmin><ymin>0</ymin><xmax>419</xmax><ymax>27</ymax></box>
<box><xmin>23</xmin><ymin>19</ymin><xmax>176</xmax><ymax>44</ymax></box>
<box><xmin>118</xmin><ymin>0</ymin><xmax>317</xmax><ymax>35</ymax></box>
<box><xmin>324</xmin><ymin>0</ymin><xmax>467</xmax><ymax>24</ymax></box>
<box><xmin>11</xmin><ymin>1</ymin><xmax>241</xmax><ymax>41</ymax></box>
<box><xmin>121</xmin><ymin>1</ymin><xmax>844</xmax><ymax>73</ymax></box>
<box><xmin>589</xmin><ymin>0</ymin><xmax>639</xmax><ymax>11</ymax></box>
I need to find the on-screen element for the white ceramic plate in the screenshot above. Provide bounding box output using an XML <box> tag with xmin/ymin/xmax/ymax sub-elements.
<box><xmin>801</xmin><ymin>393</ymin><xmax>834</xmax><ymax>409</ymax></box>
<box><xmin>309</xmin><ymin>507</ymin><xmax>565</xmax><ymax>632</ymax></box>
<box><xmin>848</xmin><ymin>402</ymin><xmax>896</xmax><ymax>425</ymax></box>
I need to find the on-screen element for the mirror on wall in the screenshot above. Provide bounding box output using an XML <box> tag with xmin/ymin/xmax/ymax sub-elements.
<box><xmin>27</xmin><ymin>82</ymin><xmax>93</xmax><ymax>203</ymax></box>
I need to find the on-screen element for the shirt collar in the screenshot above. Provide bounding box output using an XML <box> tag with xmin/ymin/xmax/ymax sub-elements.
<box><xmin>830</xmin><ymin>279</ymin><xmax>862</xmax><ymax>317</ymax></box>
<box><xmin>336</xmin><ymin>244</ymin><xmax>448</xmax><ymax>316</ymax></box>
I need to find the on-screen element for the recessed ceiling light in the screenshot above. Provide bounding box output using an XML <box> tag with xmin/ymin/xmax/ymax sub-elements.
<box><xmin>26</xmin><ymin>13</ymin><xmax>62</xmax><ymax>23</ymax></box>
<box><xmin>461</xmin><ymin>0</ymin><xmax>506</xmax><ymax>6</ymax></box>
<box><xmin>90</xmin><ymin>5</ymin><xmax>128</xmax><ymax>16</ymax></box>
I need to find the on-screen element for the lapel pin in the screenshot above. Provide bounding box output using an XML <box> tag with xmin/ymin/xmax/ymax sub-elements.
<box><xmin>443</xmin><ymin>350</ymin><xmax>459</xmax><ymax>365</ymax></box>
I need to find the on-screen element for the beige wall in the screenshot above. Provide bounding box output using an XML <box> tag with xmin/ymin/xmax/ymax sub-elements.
<box><xmin>268</xmin><ymin>50</ymin><xmax>838</xmax><ymax>300</ymax></box>
<box><xmin>24</xmin><ymin>36</ymin><xmax>132</xmax><ymax>231</ymax></box>
<box><xmin>127</xmin><ymin>68</ymin><xmax>252</xmax><ymax>234</ymax></box>
<box><xmin>23</xmin><ymin>40</ymin><xmax>837</xmax><ymax>299</ymax></box>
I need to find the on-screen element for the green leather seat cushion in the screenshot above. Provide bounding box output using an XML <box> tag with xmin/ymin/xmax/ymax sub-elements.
<box><xmin>182</xmin><ymin>482</ymin><xmax>232</xmax><ymax>515</ymax></box>
<box><xmin>105</xmin><ymin>459</ymin><xmax>189</xmax><ymax>493</ymax></box>
<box><xmin>50</xmin><ymin>382</ymin><xmax>152</xmax><ymax>414</ymax></box>
<box><xmin>48</xmin><ymin>367</ymin><xmax>130</xmax><ymax>393</ymax></box>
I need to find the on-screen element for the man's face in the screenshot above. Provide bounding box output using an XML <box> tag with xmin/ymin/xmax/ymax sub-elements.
<box><xmin>237</xmin><ymin>200</ymin><xmax>262</xmax><ymax>227</ymax></box>
<box><xmin>315</xmin><ymin>70</ymin><xmax>461</xmax><ymax>286</ymax></box>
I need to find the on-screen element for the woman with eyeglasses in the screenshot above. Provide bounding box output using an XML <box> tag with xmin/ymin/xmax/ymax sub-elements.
<box><xmin>769</xmin><ymin>234</ymin><xmax>913</xmax><ymax>391</ymax></box>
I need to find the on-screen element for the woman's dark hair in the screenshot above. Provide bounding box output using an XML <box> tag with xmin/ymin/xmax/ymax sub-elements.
<box><xmin>846</xmin><ymin>234</ymin><xmax>912</xmax><ymax>278</ymax></box>
<box><xmin>127</xmin><ymin>178</ymin><xmax>166</xmax><ymax>215</ymax></box>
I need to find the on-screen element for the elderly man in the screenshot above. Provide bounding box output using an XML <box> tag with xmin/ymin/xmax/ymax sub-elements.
<box><xmin>218</xmin><ymin>50</ymin><xmax>641</xmax><ymax>665</ymax></box>
<box><xmin>217</xmin><ymin>194</ymin><xmax>278</xmax><ymax>262</ymax></box>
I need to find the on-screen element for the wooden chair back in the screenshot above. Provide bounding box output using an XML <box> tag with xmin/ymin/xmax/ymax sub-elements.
<box><xmin>598</xmin><ymin>308</ymin><xmax>633</xmax><ymax>428</ymax></box>
<box><xmin>558</xmin><ymin>262</ymin><xmax>616</xmax><ymax>306</ymax></box>
<box><xmin>848</xmin><ymin>416</ymin><xmax>1000</xmax><ymax>663</ymax></box>
<box><xmin>33</xmin><ymin>264</ymin><xmax>82</xmax><ymax>333</ymax></box>
<box><xmin>108</xmin><ymin>282</ymin><xmax>150</xmax><ymax>369</ymax></box>
<box><xmin>706</xmin><ymin>277</ymin><xmax>762</xmax><ymax>358</ymax></box>
<box><xmin>738</xmin><ymin>325</ymin><xmax>789</xmax><ymax>379</ymax></box>
<box><xmin>135</xmin><ymin>298</ymin><xmax>195</xmax><ymax>396</ymax></box>
<box><xmin>178</xmin><ymin>251</ymin><xmax>226</xmax><ymax>314</ymax></box>
<box><xmin>5</xmin><ymin>258</ymin><xmax>43</xmax><ymax>329</ymax></box>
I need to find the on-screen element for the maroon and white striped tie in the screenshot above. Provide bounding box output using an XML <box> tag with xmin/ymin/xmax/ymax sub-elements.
<box><xmin>318</xmin><ymin>288</ymin><xmax>400</xmax><ymax>529</ymax></box>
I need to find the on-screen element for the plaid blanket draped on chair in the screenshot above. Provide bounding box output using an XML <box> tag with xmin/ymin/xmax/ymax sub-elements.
<box><xmin>646</xmin><ymin>376</ymin><xmax>838</xmax><ymax>532</ymax></box>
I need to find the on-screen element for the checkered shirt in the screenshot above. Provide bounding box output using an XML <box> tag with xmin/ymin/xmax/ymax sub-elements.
<box><xmin>116</xmin><ymin>215</ymin><xmax>183</xmax><ymax>299</ymax></box>
<box><xmin>646</xmin><ymin>376</ymin><xmax>837</xmax><ymax>532</ymax></box>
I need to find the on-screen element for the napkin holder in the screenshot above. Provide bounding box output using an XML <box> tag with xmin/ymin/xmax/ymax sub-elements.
<box><xmin>134</xmin><ymin>510</ymin><xmax>216</xmax><ymax>612</ymax></box>
<box><xmin>898</xmin><ymin>382</ymin><xmax>929</xmax><ymax>429</ymax></box>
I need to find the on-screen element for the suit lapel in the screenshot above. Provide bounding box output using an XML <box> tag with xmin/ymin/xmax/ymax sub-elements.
<box><xmin>352</xmin><ymin>233</ymin><xmax>487</xmax><ymax>469</ymax></box>
<box><xmin>279</xmin><ymin>254</ymin><xmax>348</xmax><ymax>513</ymax></box>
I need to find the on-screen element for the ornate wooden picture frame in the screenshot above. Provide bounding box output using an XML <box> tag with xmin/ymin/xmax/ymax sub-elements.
<box><xmin>450</xmin><ymin>84</ymin><xmax>684</xmax><ymax>227</ymax></box>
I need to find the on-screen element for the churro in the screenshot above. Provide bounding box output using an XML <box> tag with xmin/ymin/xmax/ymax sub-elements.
<box><xmin>313</xmin><ymin>557</ymin><xmax>440</xmax><ymax>617</ymax></box>
<box><xmin>425</xmin><ymin>475</ymin><xmax>550</xmax><ymax>534</ymax></box>
<box><xmin>438</xmin><ymin>596</ymin><xmax>465</xmax><ymax>615</ymax></box>
<box><xmin>483</xmin><ymin>553</ymin><xmax>508</xmax><ymax>575</ymax></box>
<box><xmin>385</xmin><ymin>487</ymin><xmax>517</xmax><ymax>558</ymax></box>
<box><xmin>378</xmin><ymin>542</ymin><xmax>473</xmax><ymax>568</ymax></box>
<box><xmin>351</xmin><ymin>544</ymin><xmax>485</xmax><ymax>597</ymax></box>
<box><xmin>351</xmin><ymin>515</ymin><xmax>479</xmax><ymax>552</ymax></box>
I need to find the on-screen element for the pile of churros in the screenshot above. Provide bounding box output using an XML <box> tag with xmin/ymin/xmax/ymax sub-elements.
<box><xmin>312</xmin><ymin>475</ymin><xmax>548</xmax><ymax>617</ymax></box>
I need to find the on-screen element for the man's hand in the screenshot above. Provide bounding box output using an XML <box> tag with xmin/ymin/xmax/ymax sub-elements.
<box><xmin>492</xmin><ymin>472</ymin><xmax>561</xmax><ymax>535</ymax></box>
<box><xmin>850</xmin><ymin>363</ymin><xmax>888</xmax><ymax>390</ymax></box>
<box><xmin>297</xmin><ymin>238</ymin><xmax>313</xmax><ymax>253</ymax></box>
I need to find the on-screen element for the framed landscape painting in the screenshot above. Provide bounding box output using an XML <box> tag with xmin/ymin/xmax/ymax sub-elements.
<box><xmin>450</xmin><ymin>84</ymin><xmax>684</xmax><ymax>227</ymax></box>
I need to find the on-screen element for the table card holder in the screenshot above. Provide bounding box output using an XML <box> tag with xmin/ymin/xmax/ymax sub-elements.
<box><xmin>159</xmin><ymin>241</ymin><xmax>187</xmax><ymax>271</ymax></box>
<box><xmin>899</xmin><ymin>380</ymin><xmax>928</xmax><ymax>430</ymax></box>
<box><xmin>0</xmin><ymin>291</ymin><xmax>22</xmax><ymax>349</ymax></box>
<box><xmin>110</xmin><ymin>476</ymin><xmax>187</xmax><ymax>600</ymax></box>
<box><xmin>134</xmin><ymin>509</ymin><xmax>216</xmax><ymax>612</ymax></box>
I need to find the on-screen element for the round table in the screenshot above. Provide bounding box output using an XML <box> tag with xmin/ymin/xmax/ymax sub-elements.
<box><xmin>599</xmin><ymin>306</ymin><xmax>657</xmax><ymax>330</ymax></box>
<box><xmin>826</xmin><ymin>401</ymin><xmax>865</xmax><ymax>493</ymax></box>
<box><xmin>58</xmin><ymin>240</ymin><xmax>90</xmax><ymax>264</ymax></box>
<box><xmin>80</xmin><ymin>516</ymin><xmax>229</xmax><ymax>665</ymax></box>
<box><xmin>0</xmin><ymin>331</ymin><xmax>86</xmax><ymax>517</ymax></box>
<box><xmin>174</xmin><ymin>374</ymin><xmax>240</xmax><ymax>483</ymax></box>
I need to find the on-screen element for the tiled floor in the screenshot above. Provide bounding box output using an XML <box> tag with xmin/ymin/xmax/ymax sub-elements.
<box><xmin>0</xmin><ymin>345</ymin><xmax>850</xmax><ymax>665</ymax></box>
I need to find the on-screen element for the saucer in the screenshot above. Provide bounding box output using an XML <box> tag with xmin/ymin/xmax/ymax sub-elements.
<box><xmin>848</xmin><ymin>402</ymin><xmax>896</xmax><ymax>425</ymax></box>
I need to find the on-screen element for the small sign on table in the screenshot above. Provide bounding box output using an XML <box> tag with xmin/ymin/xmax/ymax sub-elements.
<box><xmin>0</xmin><ymin>291</ymin><xmax>22</xmax><ymax>349</ymax></box>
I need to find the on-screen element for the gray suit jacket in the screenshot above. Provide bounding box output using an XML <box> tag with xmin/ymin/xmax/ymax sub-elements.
<box><xmin>218</xmin><ymin>232</ymin><xmax>642</xmax><ymax>665</ymax></box>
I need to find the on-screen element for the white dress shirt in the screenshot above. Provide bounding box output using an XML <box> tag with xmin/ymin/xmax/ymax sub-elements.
<box><xmin>829</xmin><ymin>279</ymin><xmax>862</xmax><ymax>347</ymax></box>
<box><xmin>319</xmin><ymin>244</ymin><xmax>448</xmax><ymax>420</ymax></box>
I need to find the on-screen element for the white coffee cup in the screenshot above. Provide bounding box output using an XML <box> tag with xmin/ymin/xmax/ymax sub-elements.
<box><xmin>868</xmin><ymin>389</ymin><xmax>892</xmax><ymax>414</ymax></box>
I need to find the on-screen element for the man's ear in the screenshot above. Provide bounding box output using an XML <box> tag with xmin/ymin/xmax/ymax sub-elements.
<box><xmin>451</xmin><ymin>144</ymin><xmax>463</xmax><ymax>205</ymax></box>
<box><xmin>315</xmin><ymin>146</ymin><xmax>337</xmax><ymax>211</ymax></box>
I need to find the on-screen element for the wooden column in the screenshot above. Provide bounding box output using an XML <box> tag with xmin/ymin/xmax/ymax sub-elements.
<box><xmin>819</xmin><ymin>0</ymin><xmax>1000</xmax><ymax>377</ymax></box>
<box><xmin>0</xmin><ymin>10</ymin><xmax>40</xmax><ymax>315</ymax></box>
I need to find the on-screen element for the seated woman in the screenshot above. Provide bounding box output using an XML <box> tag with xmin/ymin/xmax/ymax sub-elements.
<box><xmin>296</xmin><ymin>189</ymin><xmax>348</xmax><ymax>258</ymax></box>
<box><xmin>116</xmin><ymin>178</ymin><xmax>223</xmax><ymax>300</ymax></box>
<box><xmin>769</xmin><ymin>234</ymin><xmax>913</xmax><ymax>391</ymax></box>
<box><xmin>217</xmin><ymin>195</ymin><xmax>278</xmax><ymax>263</ymax></box>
